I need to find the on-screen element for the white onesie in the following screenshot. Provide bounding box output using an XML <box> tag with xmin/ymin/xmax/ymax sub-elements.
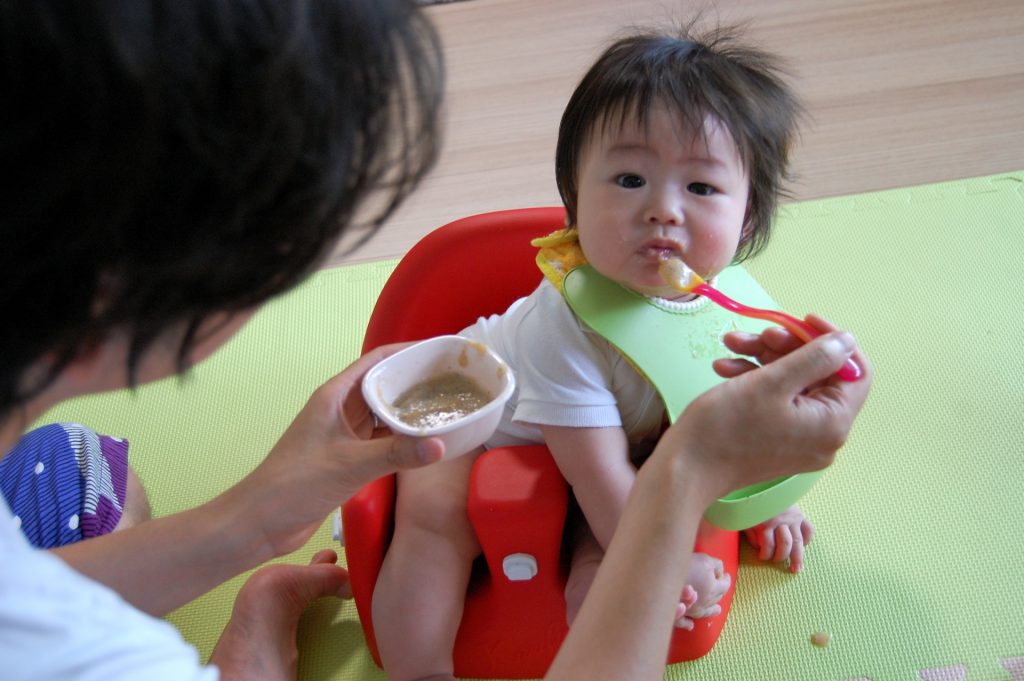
<box><xmin>460</xmin><ymin>279</ymin><xmax>665</xmax><ymax>448</ymax></box>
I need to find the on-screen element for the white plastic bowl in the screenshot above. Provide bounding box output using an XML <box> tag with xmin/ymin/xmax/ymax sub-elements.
<box><xmin>361</xmin><ymin>335</ymin><xmax>515</xmax><ymax>459</ymax></box>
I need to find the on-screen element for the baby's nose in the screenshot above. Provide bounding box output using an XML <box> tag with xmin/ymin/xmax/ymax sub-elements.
<box><xmin>644</xmin><ymin>190</ymin><xmax>684</xmax><ymax>226</ymax></box>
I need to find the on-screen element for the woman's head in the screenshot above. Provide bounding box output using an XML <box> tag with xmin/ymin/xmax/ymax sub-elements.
<box><xmin>1</xmin><ymin>0</ymin><xmax>444</xmax><ymax>413</ymax></box>
<box><xmin>555</xmin><ymin>23</ymin><xmax>802</xmax><ymax>263</ymax></box>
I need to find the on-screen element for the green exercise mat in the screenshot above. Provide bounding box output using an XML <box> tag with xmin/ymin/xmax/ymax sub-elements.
<box><xmin>36</xmin><ymin>172</ymin><xmax>1024</xmax><ymax>680</ymax></box>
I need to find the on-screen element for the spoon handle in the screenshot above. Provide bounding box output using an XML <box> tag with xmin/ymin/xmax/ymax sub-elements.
<box><xmin>694</xmin><ymin>283</ymin><xmax>862</xmax><ymax>382</ymax></box>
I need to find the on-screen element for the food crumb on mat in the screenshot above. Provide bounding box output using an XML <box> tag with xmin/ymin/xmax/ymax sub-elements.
<box><xmin>810</xmin><ymin>631</ymin><xmax>832</xmax><ymax>647</ymax></box>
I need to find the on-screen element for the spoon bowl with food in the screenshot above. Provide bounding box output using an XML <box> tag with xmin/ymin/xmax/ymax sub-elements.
<box><xmin>658</xmin><ymin>258</ymin><xmax>862</xmax><ymax>382</ymax></box>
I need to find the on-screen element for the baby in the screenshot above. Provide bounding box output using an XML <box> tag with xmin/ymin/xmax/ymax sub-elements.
<box><xmin>373</xmin><ymin>23</ymin><xmax>809</xmax><ymax>681</ymax></box>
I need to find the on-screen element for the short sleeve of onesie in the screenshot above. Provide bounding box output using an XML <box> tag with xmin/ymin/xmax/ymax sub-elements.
<box><xmin>461</xmin><ymin>281</ymin><xmax>663</xmax><ymax>444</ymax></box>
<box><xmin>505</xmin><ymin>285</ymin><xmax>623</xmax><ymax>427</ymax></box>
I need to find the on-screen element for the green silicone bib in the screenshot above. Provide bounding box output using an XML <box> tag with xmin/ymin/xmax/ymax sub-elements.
<box><xmin>563</xmin><ymin>264</ymin><xmax>824</xmax><ymax>530</ymax></box>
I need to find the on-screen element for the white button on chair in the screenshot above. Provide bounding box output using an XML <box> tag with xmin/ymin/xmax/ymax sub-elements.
<box><xmin>502</xmin><ymin>553</ymin><xmax>538</xmax><ymax>581</ymax></box>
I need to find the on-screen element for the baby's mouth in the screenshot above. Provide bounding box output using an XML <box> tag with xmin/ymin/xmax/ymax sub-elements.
<box><xmin>640</xmin><ymin>239</ymin><xmax>683</xmax><ymax>260</ymax></box>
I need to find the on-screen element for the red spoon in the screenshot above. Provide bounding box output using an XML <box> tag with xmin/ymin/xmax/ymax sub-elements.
<box><xmin>659</xmin><ymin>259</ymin><xmax>862</xmax><ymax>382</ymax></box>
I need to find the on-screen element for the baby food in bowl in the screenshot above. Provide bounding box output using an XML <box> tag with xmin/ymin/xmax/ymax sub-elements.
<box><xmin>391</xmin><ymin>372</ymin><xmax>494</xmax><ymax>429</ymax></box>
<box><xmin>362</xmin><ymin>336</ymin><xmax>515</xmax><ymax>459</ymax></box>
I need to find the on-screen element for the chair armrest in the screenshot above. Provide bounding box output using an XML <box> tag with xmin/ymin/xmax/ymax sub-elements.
<box><xmin>467</xmin><ymin>445</ymin><xmax>568</xmax><ymax>584</ymax></box>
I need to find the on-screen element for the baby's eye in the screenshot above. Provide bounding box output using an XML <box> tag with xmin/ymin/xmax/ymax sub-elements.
<box><xmin>688</xmin><ymin>182</ymin><xmax>716</xmax><ymax>196</ymax></box>
<box><xmin>616</xmin><ymin>174</ymin><xmax>646</xmax><ymax>189</ymax></box>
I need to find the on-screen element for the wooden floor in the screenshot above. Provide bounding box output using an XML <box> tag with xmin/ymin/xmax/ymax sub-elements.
<box><xmin>328</xmin><ymin>0</ymin><xmax>1024</xmax><ymax>267</ymax></box>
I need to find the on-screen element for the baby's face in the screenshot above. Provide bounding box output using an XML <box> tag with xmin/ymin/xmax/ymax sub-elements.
<box><xmin>575</xmin><ymin>106</ymin><xmax>750</xmax><ymax>299</ymax></box>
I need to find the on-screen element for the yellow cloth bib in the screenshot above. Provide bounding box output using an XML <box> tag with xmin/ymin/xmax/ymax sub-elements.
<box><xmin>532</xmin><ymin>229</ymin><xmax>587</xmax><ymax>292</ymax></box>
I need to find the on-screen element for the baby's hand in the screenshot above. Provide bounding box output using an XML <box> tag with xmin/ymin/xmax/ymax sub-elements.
<box><xmin>743</xmin><ymin>505</ymin><xmax>814</xmax><ymax>573</ymax></box>
<box><xmin>674</xmin><ymin>553</ymin><xmax>731</xmax><ymax>630</ymax></box>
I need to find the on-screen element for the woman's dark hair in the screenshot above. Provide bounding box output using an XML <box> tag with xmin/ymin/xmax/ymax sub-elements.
<box><xmin>0</xmin><ymin>0</ymin><xmax>443</xmax><ymax>414</ymax></box>
<box><xmin>555</xmin><ymin>23</ymin><xmax>802</xmax><ymax>262</ymax></box>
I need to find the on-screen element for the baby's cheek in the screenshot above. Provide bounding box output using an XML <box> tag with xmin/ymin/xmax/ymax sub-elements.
<box><xmin>695</xmin><ymin>232</ymin><xmax>742</xmax><ymax>276</ymax></box>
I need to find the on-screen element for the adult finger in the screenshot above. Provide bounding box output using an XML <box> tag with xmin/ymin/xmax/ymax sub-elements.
<box><xmin>804</xmin><ymin>317</ymin><xmax>874</xmax><ymax>384</ymax></box>
<box><xmin>285</xmin><ymin>561</ymin><xmax>352</xmax><ymax>602</ymax></box>
<box><xmin>712</xmin><ymin>357</ymin><xmax>760</xmax><ymax>378</ymax></box>
<box><xmin>306</xmin><ymin>549</ymin><xmax>353</xmax><ymax>596</ymax></box>
<box><xmin>759</xmin><ymin>331</ymin><xmax>857</xmax><ymax>395</ymax></box>
<box><xmin>720</xmin><ymin>330</ymin><xmax>764</xmax><ymax>356</ymax></box>
<box><xmin>721</xmin><ymin>327</ymin><xmax>800</xmax><ymax>358</ymax></box>
<box><xmin>334</xmin><ymin>344</ymin><xmax>417</xmax><ymax>439</ymax></box>
<box><xmin>803</xmin><ymin>313</ymin><xmax>839</xmax><ymax>333</ymax></box>
<box><xmin>237</xmin><ymin>559</ymin><xmax>351</xmax><ymax>609</ymax></box>
<box><xmin>309</xmin><ymin>549</ymin><xmax>338</xmax><ymax>566</ymax></box>
<box><xmin>717</xmin><ymin>328</ymin><xmax>811</xmax><ymax>379</ymax></box>
<box><xmin>331</xmin><ymin>343</ymin><xmax>413</xmax><ymax>404</ymax></box>
<box><xmin>761</xmin><ymin>325</ymin><xmax>804</xmax><ymax>353</ymax></box>
<box><xmin>334</xmin><ymin>434</ymin><xmax>445</xmax><ymax>497</ymax></box>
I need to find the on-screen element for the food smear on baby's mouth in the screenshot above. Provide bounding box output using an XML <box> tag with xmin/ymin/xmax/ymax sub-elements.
<box><xmin>391</xmin><ymin>372</ymin><xmax>493</xmax><ymax>429</ymax></box>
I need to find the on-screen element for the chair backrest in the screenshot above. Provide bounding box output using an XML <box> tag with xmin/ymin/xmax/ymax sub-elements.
<box><xmin>362</xmin><ymin>207</ymin><xmax>565</xmax><ymax>352</ymax></box>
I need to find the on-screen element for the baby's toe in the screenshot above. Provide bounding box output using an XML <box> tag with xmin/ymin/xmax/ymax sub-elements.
<box><xmin>674</xmin><ymin>614</ymin><xmax>695</xmax><ymax>630</ymax></box>
<box><xmin>680</xmin><ymin>584</ymin><xmax>698</xmax><ymax>608</ymax></box>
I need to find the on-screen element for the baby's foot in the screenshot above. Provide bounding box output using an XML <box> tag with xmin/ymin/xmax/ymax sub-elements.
<box><xmin>674</xmin><ymin>553</ymin><xmax>731</xmax><ymax>629</ymax></box>
<box><xmin>743</xmin><ymin>505</ymin><xmax>814</xmax><ymax>573</ymax></box>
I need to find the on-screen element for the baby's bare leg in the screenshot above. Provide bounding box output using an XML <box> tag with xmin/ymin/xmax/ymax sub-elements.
<box><xmin>372</xmin><ymin>449</ymin><xmax>482</xmax><ymax>681</ymax></box>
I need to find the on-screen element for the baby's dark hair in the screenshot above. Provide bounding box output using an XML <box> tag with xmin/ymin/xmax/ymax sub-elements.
<box><xmin>555</xmin><ymin>23</ymin><xmax>802</xmax><ymax>262</ymax></box>
<box><xmin>0</xmin><ymin>0</ymin><xmax>443</xmax><ymax>414</ymax></box>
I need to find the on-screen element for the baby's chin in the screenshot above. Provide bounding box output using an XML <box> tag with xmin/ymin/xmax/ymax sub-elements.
<box><xmin>602</xmin><ymin>264</ymin><xmax>703</xmax><ymax>300</ymax></box>
<box><xmin>650</xmin><ymin>288</ymin><xmax>700</xmax><ymax>302</ymax></box>
<box><xmin>625</xmin><ymin>279</ymin><xmax>699</xmax><ymax>301</ymax></box>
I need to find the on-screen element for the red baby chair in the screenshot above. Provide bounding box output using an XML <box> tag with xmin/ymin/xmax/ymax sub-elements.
<box><xmin>341</xmin><ymin>207</ymin><xmax>739</xmax><ymax>679</ymax></box>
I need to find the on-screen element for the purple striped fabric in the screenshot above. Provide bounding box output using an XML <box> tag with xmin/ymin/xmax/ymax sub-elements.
<box><xmin>0</xmin><ymin>423</ymin><xmax>128</xmax><ymax>548</ymax></box>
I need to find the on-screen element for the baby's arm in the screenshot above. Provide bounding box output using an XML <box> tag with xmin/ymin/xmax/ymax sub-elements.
<box><xmin>539</xmin><ymin>424</ymin><xmax>635</xmax><ymax>550</ymax></box>
<box><xmin>743</xmin><ymin>505</ymin><xmax>814</xmax><ymax>573</ymax></box>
